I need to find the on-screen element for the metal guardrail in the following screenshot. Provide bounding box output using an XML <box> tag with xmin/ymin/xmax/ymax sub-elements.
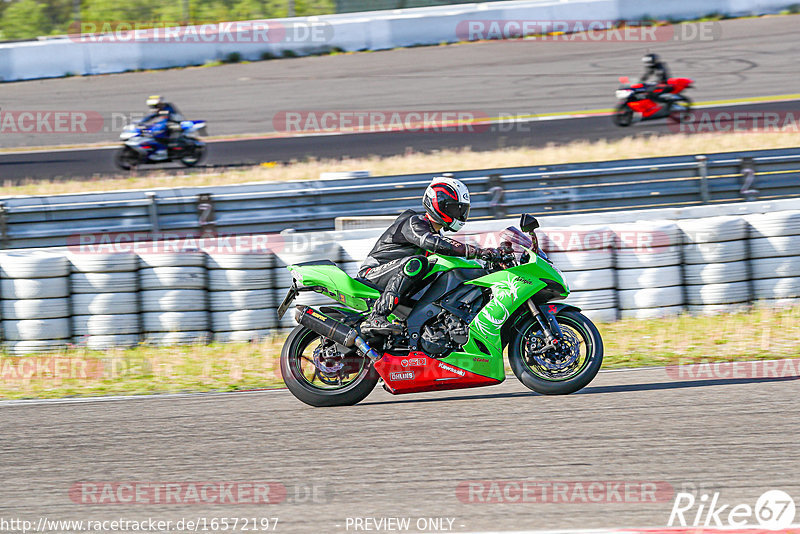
<box><xmin>1</xmin><ymin>147</ymin><xmax>799</xmax><ymax>249</ymax></box>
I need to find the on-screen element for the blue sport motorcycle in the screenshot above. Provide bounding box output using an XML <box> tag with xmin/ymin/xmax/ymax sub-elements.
<box><xmin>115</xmin><ymin>119</ymin><xmax>207</xmax><ymax>170</ymax></box>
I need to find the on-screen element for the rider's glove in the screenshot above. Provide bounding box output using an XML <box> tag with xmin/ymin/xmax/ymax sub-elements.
<box><xmin>479</xmin><ymin>247</ymin><xmax>503</xmax><ymax>263</ymax></box>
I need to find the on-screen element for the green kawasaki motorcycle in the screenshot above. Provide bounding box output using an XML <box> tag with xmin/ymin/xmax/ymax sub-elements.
<box><xmin>278</xmin><ymin>214</ymin><xmax>604</xmax><ymax>407</ymax></box>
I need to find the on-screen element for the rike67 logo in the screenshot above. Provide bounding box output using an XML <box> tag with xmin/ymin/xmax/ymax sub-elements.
<box><xmin>668</xmin><ymin>489</ymin><xmax>796</xmax><ymax>530</ymax></box>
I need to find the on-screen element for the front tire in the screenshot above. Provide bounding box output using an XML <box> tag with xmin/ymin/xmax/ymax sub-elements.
<box><xmin>509</xmin><ymin>310</ymin><xmax>603</xmax><ymax>395</ymax></box>
<box><xmin>180</xmin><ymin>143</ymin><xmax>206</xmax><ymax>167</ymax></box>
<box><xmin>280</xmin><ymin>325</ymin><xmax>379</xmax><ymax>407</ymax></box>
<box><xmin>668</xmin><ymin>95</ymin><xmax>693</xmax><ymax>123</ymax></box>
<box><xmin>114</xmin><ymin>146</ymin><xmax>139</xmax><ymax>170</ymax></box>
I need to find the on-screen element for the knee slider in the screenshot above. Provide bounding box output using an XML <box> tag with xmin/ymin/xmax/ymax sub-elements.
<box><xmin>402</xmin><ymin>255</ymin><xmax>428</xmax><ymax>278</ymax></box>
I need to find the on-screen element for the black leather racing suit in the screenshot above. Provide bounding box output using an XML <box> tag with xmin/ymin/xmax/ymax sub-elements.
<box><xmin>640</xmin><ymin>61</ymin><xmax>671</xmax><ymax>103</ymax></box>
<box><xmin>358</xmin><ymin>209</ymin><xmax>479</xmax><ymax>316</ymax></box>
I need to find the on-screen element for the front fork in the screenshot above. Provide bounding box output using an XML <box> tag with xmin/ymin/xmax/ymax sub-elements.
<box><xmin>526</xmin><ymin>300</ymin><xmax>564</xmax><ymax>355</ymax></box>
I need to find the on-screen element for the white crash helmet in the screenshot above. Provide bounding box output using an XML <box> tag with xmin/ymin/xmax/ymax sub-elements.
<box><xmin>422</xmin><ymin>175</ymin><xmax>471</xmax><ymax>232</ymax></box>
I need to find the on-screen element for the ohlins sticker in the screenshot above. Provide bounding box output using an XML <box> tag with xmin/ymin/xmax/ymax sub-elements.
<box><xmin>390</xmin><ymin>371</ymin><xmax>415</xmax><ymax>381</ymax></box>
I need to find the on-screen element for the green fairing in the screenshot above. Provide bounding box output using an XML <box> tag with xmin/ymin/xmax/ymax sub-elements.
<box><xmin>425</xmin><ymin>254</ymin><xmax>483</xmax><ymax>276</ymax></box>
<box><xmin>286</xmin><ymin>253</ymin><xmax>569</xmax><ymax>382</ymax></box>
<box><xmin>442</xmin><ymin>255</ymin><xmax>570</xmax><ymax>381</ymax></box>
<box><xmin>288</xmin><ymin>264</ymin><xmax>380</xmax><ymax>311</ymax></box>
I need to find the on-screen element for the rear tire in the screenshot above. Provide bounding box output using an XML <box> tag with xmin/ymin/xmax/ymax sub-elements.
<box><xmin>280</xmin><ymin>325</ymin><xmax>379</xmax><ymax>407</ymax></box>
<box><xmin>509</xmin><ymin>310</ymin><xmax>603</xmax><ymax>395</ymax></box>
<box><xmin>114</xmin><ymin>146</ymin><xmax>139</xmax><ymax>170</ymax></box>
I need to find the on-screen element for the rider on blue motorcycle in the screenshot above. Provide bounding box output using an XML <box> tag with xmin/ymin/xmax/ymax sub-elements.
<box><xmin>140</xmin><ymin>95</ymin><xmax>184</xmax><ymax>160</ymax></box>
<box><xmin>358</xmin><ymin>176</ymin><xmax>501</xmax><ymax>334</ymax></box>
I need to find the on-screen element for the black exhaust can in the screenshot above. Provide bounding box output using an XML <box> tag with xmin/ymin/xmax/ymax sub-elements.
<box><xmin>295</xmin><ymin>305</ymin><xmax>358</xmax><ymax>347</ymax></box>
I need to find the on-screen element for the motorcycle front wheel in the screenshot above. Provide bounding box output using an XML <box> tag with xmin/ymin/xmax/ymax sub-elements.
<box><xmin>180</xmin><ymin>143</ymin><xmax>206</xmax><ymax>167</ymax></box>
<box><xmin>508</xmin><ymin>310</ymin><xmax>603</xmax><ymax>395</ymax></box>
<box><xmin>280</xmin><ymin>325</ymin><xmax>379</xmax><ymax>407</ymax></box>
<box><xmin>612</xmin><ymin>103</ymin><xmax>634</xmax><ymax>127</ymax></box>
<box><xmin>114</xmin><ymin>146</ymin><xmax>140</xmax><ymax>170</ymax></box>
<box><xmin>668</xmin><ymin>96</ymin><xmax>693</xmax><ymax>124</ymax></box>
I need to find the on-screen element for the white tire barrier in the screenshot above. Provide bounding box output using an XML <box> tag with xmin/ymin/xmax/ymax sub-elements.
<box><xmin>616</xmin><ymin>265</ymin><xmax>682</xmax><ymax>290</ymax></box>
<box><xmin>745</xmin><ymin>211</ymin><xmax>800</xmax><ymax>238</ymax></box>
<box><xmin>682</xmin><ymin>240</ymin><xmax>747</xmax><ymax>264</ymax></box>
<box><xmin>684</xmin><ymin>261</ymin><xmax>749</xmax><ymax>285</ymax></box>
<box><xmin>618</xmin><ymin>285</ymin><xmax>683</xmax><ymax>310</ymax></box>
<box><xmin>213</xmin><ymin>330</ymin><xmax>273</xmax><ymax>343</ymax></box>
<box><xmin>73</xmin><ymin>314</ymin><xmax>139</xmax><ymax>336</ymax></box>
<box><xmin>1</xmin><ymin>298</ymin><xmax>70</xmax><ymax>320</ymax></box>
<box><xmin>686</xmin><ymin>303</ymin><xmax>750</xmax><ymax>315</ymax></box>
<box><xmin>0</xmin><ymin>252</ymin><xmax>69</xmax><ymax>278</ymax></box>
<box><xmin>339</xmin><ymin>238</ymin><xmax>379</xmax><ymax>262</ymax></box>
<box><xmin>2</xmin><ymin>318</ymin><xmax>70</xmax><ymax>340</ymax></box>
<box><xmin>581</xmin><ymin>307</ymin><xmax>618</xmax><ymax>323</ymax></box>
<box><xmin>0</xmin><ymin>277</ymin><xmax>69</xmax><ymax>299</ymax></box>
<box><xmin>209</xmin><ymin>290</ymin><xmax>272</xmax><ymax>311</ymax></box>
<box><xmin>749</xmin><ymin>235</ymin><xmax>800</xmax><ymax>259</ymax></box>
<box><xmin>138</xmin><ymin>252</ymin><xmax>206</xmax><ymax>268</ymax></box>
<box><xmin>539</xmin><ymin>224</ymin><xmax>613</xmax><ymax>252</ymax></box>
<box><xmin>71</xmin><ymin>292</ymin><xmax>138</xmax><ymax>315</ymax></box>
<box><xmin>144</xmin><ymin>331</ymin><xmax>209</xmax><ymax>345</ymax></box>
<box><xmin>141</xmin><ymin>290</ymin><xmax>206</xmax><ymax>312</ymax></box>
<box><xmin>272</xmin><ymin>268</ymin><xmax>294</xmax><ymax>290</ymax></box>
<box><xmin>685</xmin><ymin>281</ymin><xmax>751</xmax><ymax>305</ymax></box>
<box><xmin>545</xmin><ymin>250</ymin><xmax>613</xmax><ymax>271</ymax></box>
<box><xmin>211</xmin><ymin>310</ymin><xmax>275</xmax><ymax>331</ymax></box>
<box><xmin>139</xmin><ymin>267</ymin><xmax>206</xmax><ymax>290</ymax></box>
<box><xmin>78</xmin><ymin>334</ymin><xmax>140</xmax><ymax>349</ymax></box>
<box><xmin>751</xmin><ymin>256</ymin><xmax>800</xmax><ymax>280</ymax></box>
<box><xmin>67</xmin><ymin>253</ymin><xmax>138</xmax><ymax>273</ymax></box>
<box><xmin>753</xmin><ymin>277</ymin><xmax>800</xmax><ymax>299</ymax></box>
<box><xmin>208</xmin><ymin>269</ymin><xmax>271</xmax><ymax>291</ymax></box>
<box><xmin>564</xmin><ymin>289</ymin><xmax>616</xmax><ymax>310</ymax></box>
<box><xmin>678</xmin><ymin>216</ymin><xmax>747</xmax><ymax>243</ymax></box>
<box><xmin>71</xmin><ymin>271</ymin><xmax>138</xmax><ymax>293</ymax></box>
<box><xmin>206</xmin><ymin>253</ymin><xmax>274</xmax><ymax>270</ymax></box>
<box><xmin>2</xmin><ymin>339</ymin><xmax>68</xmax><ymax>354</ymax></box>
<box><xmin>143</xmin><ymin>311</ymin><xmax>208</xmax><ymax>332</ymax></box>
<box><xmin>620</xmin><ymin>305</ymin><xmax>683</xmax><ymax>319</ymax></box>
<box><xmin>564</xmin><ymin>269</ymin><xmax>615</xmax><ymax>291</ymax></box>
<box><xmin>614</xmin><ymin>246</ymin><xmax>681</xmax><ymax>269</ymax></box>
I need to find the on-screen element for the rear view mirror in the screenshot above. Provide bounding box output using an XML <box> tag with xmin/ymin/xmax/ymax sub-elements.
<box><xmin>520</xmin><ymin>214</ymin><xmax>539</xmax><ymax>233</ymax></box>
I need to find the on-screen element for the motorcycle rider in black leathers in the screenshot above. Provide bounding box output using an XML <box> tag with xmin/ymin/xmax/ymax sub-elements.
<box><xmin>640</xmin><ymin>53</ymin><xmax>671</xmax><ymax>104</ymax></box>
<box><xmin>358</xmin><ymin>176</ymin><xmax>500</xmax><ymax>334</ymax></box>
<box><xmin>140</xmin><ymin>95</ymin><xmax>184</xmax><ymax>161</ymax></box>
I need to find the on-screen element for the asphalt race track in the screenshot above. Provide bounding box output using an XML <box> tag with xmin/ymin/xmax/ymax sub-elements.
<box><xmin>1</xmin><ymin>366</ymin><xmax>797</xmax><ymax>533</ymax></box>
<box><xmin>1</xmin><ymin>16</ymin><xmax>800</xmax><ymax>181</ymax></box>
<box><xmin>3</xmin><ymin>98</ymin><xmax>800</xmax><ymax>182</ymax></box>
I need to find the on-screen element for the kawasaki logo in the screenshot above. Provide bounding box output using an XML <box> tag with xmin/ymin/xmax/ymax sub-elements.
<box><xmin>438</xmin><ymin>362</ymin><xmax>465</xmax><ymax>376</ymax></box>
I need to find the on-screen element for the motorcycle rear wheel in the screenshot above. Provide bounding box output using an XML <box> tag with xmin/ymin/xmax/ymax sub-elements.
<box><xmin>509</xmin><ymin>310</ymin><xmax>603</xmax><ymax>395</ymax></box>
<box><xmin>280</xmin><ymin>325</ymin><xmax>379</xmax><ymax>407</ymax></box>
<box><xmin>114</xmin><ymin>146</ymin><xmax>140</xmax><ymax>170</ymax></box>
<box><xmin>613</xmin><ymin>104</ymin><xmax>634</xmax><ymax>127</ymax></box>
<box><xmin>180</xmin><ymin>143</ymin><xmax>206</xmax><ymax>167</ymax></box>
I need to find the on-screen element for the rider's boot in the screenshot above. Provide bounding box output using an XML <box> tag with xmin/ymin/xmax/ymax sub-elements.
<box><xmin>361</xmin><ymin>290</ymin><xmax>403</xmax><ymax>335</ymax></box>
